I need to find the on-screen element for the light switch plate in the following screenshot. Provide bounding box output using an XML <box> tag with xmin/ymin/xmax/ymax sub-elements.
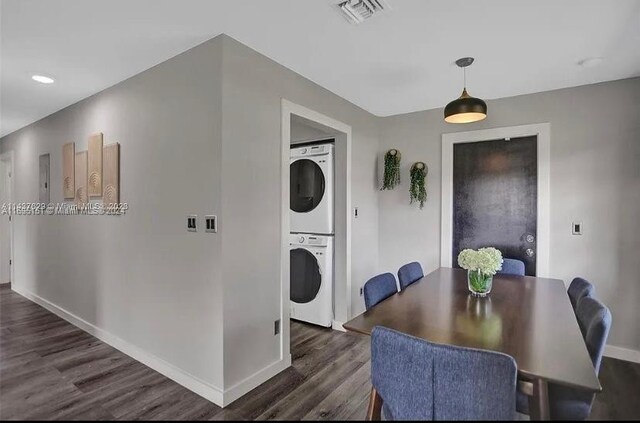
<box><xmin>572</xmin><ymin>222</ymin><xmax>583</xmax><ymax>235</ymax></box>
<box><xmin>205</xmin><ymin>215</ymin><xmax>217</xmax><ymax>233</ymax></box>
<box><xmin>187</xmin><ymin>215</ymin><xmax>197</xmax><ymax>232</ymax></box>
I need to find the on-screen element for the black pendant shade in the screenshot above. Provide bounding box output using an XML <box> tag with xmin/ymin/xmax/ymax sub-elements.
<box><xmin>444</xmin><ymin>88</ymin><xmax>487</xmax><ymax>123</ymax></box>
<box><xmin>444</xmin><ymin>57</ymin><xmax>487</xmax><ymax>124</ymax></box>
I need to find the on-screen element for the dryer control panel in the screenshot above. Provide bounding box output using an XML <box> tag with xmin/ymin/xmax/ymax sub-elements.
<box><xmin>290</xmin><ymin>143</ymin><xmax>334</xmax><ymax>158</ymax></box>
<box><xmin>289</xmin><ymin>233</ymin><xmax>330</xmax><ymax>247</ymax></box>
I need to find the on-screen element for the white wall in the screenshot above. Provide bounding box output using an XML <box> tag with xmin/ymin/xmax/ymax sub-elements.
<box><xmin>377</xmin><ymin>78</ymin><xmax>640</xmax><ymax>353</ymax></box>
<box><xmin>219</xmin><ymin>35</ymin><xmax>379</xmax><ymax>392</ymax></box>
<box><xmin>0</xmin><ymin>37</ymin><xmax>226</xmax><ymax>397</ymax></box>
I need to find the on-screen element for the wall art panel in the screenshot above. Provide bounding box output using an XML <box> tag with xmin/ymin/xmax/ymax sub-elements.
<box><xmin>103</xmin><ymin>143</ymin><xmax>120</xmax><ymax>208</ymax></box>
<box><xmin>88</xmin><ymin>133</ymin><xmax>103</xmax><ymax>197</ymax></box>
<box><xmin>62</xmin><ymin>142</ymin><xmax>75</xmax><ymax>199</ymax></box>
<box><xmin>75</xmin><ymin>151</ymin><xmax>88</xmax><ymax>206</ymax></box>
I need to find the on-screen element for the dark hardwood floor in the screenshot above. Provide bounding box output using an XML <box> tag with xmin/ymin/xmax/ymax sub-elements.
<box><xmin>1</xmin><ymin>283</ymin><xmax>639</xmax><ymax>420</ymax></box>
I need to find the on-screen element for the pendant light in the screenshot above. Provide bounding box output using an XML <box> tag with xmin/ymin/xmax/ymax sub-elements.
<box><xmin>444</xmin><ymin>57</ymin><xmax>487</xmax><ymax>124</ymax></box>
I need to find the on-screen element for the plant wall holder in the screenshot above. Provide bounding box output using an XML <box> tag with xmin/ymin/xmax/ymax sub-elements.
<box><xmin>410</xmin><ymin>161</ymin><xmax>428</xmax><ymax>209</ymax></box>
<box><xmin>381</xmin><ymin>149</ymin><xmax>401</xmax><ymax>190</ymax></box>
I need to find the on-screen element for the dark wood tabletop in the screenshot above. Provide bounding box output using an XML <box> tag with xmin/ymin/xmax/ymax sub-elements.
<box><xmin>344</xmin><ymin>267</ymin><xmax>601</xmax><ymax>393</ymax></box>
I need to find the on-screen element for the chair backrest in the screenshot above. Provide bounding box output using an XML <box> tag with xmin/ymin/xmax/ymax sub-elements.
<box><xmin>363</xmin><ymin>273</ymin><xmax>398</xmax><ymax>310</ymax></box>
<box><xmin>397</xmin><ymin>262</ymin><xmax>424</xmax><ymax>290</ymax></box>
<box><xmin>576</xmin><ymin>297</ymin><xmax>612</xmax><ymax>374</ymax></box>
<box><xmin>498</xmin><ymin>258</ymin><xmax>525</xmax><ymax>276</ymax></box>
<box><xmin>371</xmin><ymin>326</ymin><xmax>517</xmax><ymax>420</ymax></box>
<box><xmin>568</xmin><ymin>277</ymin><xmax>595</xmax><ymax>310</ymax></box>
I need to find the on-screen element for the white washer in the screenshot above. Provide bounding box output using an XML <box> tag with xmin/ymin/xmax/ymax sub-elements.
<box><xmin>290</xmin><ymin>233</ymin><xmax>333</xmax><ymax>327</ymax></box>
<box><xmin>290</xmin><ymin>143</ymin><xmax>334</xmax><ymax>235</ymax></box>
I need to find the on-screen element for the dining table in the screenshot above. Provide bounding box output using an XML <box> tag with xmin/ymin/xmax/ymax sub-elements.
<box><xmin>343</xmin><ymin>267</ymin><xmax>601</xmax><ymax>421</ymax></box>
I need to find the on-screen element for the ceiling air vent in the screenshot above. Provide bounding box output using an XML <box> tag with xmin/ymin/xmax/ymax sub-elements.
<box><xmin>336</xmin><ymin>0</ymin><xmax>391</xmax><ymax>24</ymax></box>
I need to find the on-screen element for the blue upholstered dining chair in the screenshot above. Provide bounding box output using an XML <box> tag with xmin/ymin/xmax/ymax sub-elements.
<box><xmin>517</xmin><ymin>297</ymin><xmax>612</xmax><ymax>420</ymax></box>
<box><xmin>363</xmin><ymin>273</ymin><xmax>398</xmax><ymax>310</ymax></box>
<box><xmin>369</xmin><ymin>326</ymin><xmax>517</xmax><ymax>420</ymax></box>
<box><xmin>567</xmin><ymin>277</ymin><xmax>595</xmax><ymax>310</ymax></box>
<box><xmin>397</xmin><ymin>261</ymin><xmax>424</xmax><ymax>290</ymax></box>
<box><xmin>498</xmin><ymin>258</ymin><xmax>525</xmax><ymax>276</ymax></box>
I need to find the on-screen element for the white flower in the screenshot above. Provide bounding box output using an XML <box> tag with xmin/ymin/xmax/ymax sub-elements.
<box><xmin>457</xmin><ymin>247</ymin><xmax>503</xmax><ymax>275</ymax></box>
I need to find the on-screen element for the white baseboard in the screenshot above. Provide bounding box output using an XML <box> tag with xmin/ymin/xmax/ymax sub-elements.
<box><xmin>12</xmin><ymin>286</ymin><xmax>225</xmax><ymax>406</ymax></box>
<box><xmin>332</xmin><ymin>320</ymin><xmax>346</xmax><ymax>332</ymax></box>
<box><xmin>222</xmin><ymin>355</ymin><xmax>291</xmax><ymax>406</ymax></box>
<box><xmin>604</xmin><ymin>344</ymin><xmax>640</xmax><ymax>364</ymax></box>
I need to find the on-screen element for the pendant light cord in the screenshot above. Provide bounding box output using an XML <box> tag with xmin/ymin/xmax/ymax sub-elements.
<box><xmin>463</xmin><ymin>66</ymin><xmax>467</xmax><ymax>90</ymax></box>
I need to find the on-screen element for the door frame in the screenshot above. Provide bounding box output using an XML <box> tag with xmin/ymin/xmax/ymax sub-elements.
<box><xmin>440</xmin><ymin>123</ymin><xmax>551</xmax><ymax>276</ymax></box>
<box><xmin>281</xmin><ymin>99</ymin><xmax>352</xmax><ymax>361</ymax></box>
<box><xmin>0</xmin><ymin>151</ymin><xmax>15</xmax><ymax>285</ymax></box>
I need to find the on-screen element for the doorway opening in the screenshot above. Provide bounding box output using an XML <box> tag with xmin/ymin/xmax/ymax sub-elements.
<box><xmin>0</xmin><ymin>151</ymin><xmax>15</xmax><ymax>286</ymax></box>
<box><xmin>280</xmin><ymin>100</ymin><xmax>352</xmax><ymax>366</ymax></box>
<box><xmin>441</xmin><ymin>124</ymin><xmax>550</xmax><ymax>277</ymax></box>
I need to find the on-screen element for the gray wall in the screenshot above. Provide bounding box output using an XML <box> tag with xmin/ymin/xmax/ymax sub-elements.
<box><xmin>290</xmin><ymin>116</ymin><xmax>334</xmax><ymax>143</ymax></box>
<box><xmin>0</xmin><ymin>38</ymin><xmax>226</xmax><ymax>390</ymax></box>
<box><xmin>378</xmin><ymin>78</ymin><xmax>640</xmax><ymax>352</ymax></box>
<box><xmin>0</xmin><ymin>33</ymin><xmax>381</xmax><ymax>403</ymax></box>
<box><xmin>219</xmin><ymin>35</ymin><xmax>380</xmax><ymax>390</ymax></box>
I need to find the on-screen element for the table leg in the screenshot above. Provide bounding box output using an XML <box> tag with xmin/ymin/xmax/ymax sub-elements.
<box><xmin>366</xmin><ymin>387</ymin><xmax>382</xmax><ymax>421</ymax></box>
<box><xmin>528</xmin><ymin>378</ymin><xmax>550</xmax><ymax>421</ymax></box>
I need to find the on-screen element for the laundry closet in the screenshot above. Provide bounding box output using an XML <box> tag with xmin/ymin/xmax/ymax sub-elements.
<box><xmin>289</xmin><ymin>115</ymin><xmax>341</xmax><ymax>328</ymax></box>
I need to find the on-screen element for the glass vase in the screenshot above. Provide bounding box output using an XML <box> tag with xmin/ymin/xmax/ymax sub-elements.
<box><xmin>467</xmin><ymin>269</ymin><xmax>493</xmax><ymax>297</ymax></box>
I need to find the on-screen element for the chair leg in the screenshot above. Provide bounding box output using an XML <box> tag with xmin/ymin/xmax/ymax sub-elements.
<box><xmin>366</xmin><ymin>387</ymin><xmax>383</xmax><ymax>421</ymax></box>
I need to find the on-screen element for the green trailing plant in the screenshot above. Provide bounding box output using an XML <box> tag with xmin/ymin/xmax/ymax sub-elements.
<box><xmin>409</xmin><ymin>162</ymin><xmax>428</xmax><ymax>209</ymax></box>
<box><xmin>381</xmin><ymin>149</ymin><xmax>401</xmax><ymax>190</ymax></box>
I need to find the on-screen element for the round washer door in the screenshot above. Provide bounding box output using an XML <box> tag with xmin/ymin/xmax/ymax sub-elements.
<box><xmin>290</xmin><ymin>248</ymin><xmax>322</xmax><ymax>304</ymax></box>
<box><xmin>290</xmin><ymin>159</ymin><xmax>325</xmax><ymax>213</ymax></box>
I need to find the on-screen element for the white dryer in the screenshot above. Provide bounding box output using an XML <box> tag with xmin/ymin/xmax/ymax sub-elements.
<box><xmin>290</xmin><ymin>233</ymin><xmax>333</xmax><ymax>327</ymax></box>
<box><xmin>290</xmin><ymin>143</ymin><xmax>334</xmax><ymax>235</ymax></box>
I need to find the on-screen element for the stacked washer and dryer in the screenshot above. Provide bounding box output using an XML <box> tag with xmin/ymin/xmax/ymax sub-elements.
<box><xmin>289</xmin><ymin>142</ymin><xmax>334</xmax><ymax>327</ymax></box>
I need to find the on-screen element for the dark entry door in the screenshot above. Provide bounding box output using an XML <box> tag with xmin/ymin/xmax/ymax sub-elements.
<box><xmin>452</xmin><ymin>136</ymin><xmax>537</xmax><ymax>275</ymax></box>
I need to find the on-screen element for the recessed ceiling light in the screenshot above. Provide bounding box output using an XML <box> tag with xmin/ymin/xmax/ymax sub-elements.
<box><xmin>32</xmin><ymin>75</ymin><xmax>55</xmax><ymax>84</ymax></box>
<box><xmin>578</xmin><ymin>58</ymin><xmax>603</xmax><ymax>68</ymax></box>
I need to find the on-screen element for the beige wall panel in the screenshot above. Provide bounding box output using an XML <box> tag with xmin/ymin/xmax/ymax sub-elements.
<box><xmin>103</xmin><ymin>142</ymin><xmax>119</xmax><ymax>207</ymax></box>
<box><xmin>75</xmin><ymin>151</ymin><xmax>88</xmax><ymax>206</ymax></box>
<box><xmin>63</xmin><ymin>142</ymin><xmax>75</xmax><ymax>199</ymax></box>
<box><xmin>88</xmin><ymin>133</ymin><xmax>103</xmax><ymax>197</ymax></box>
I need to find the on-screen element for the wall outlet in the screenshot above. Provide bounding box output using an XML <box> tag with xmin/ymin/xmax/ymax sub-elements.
<box><xmin>274</xmin><ymin>319</ymin><xmax>281</xmax><ymax>335</ymax></box>
<box><xmin>187</xmin><ymin>215</ymin><xmax>197</xmax><ymax>232</ymax></box>
<box><xmin>360</xmin><ymin>286</ymin><xmax>363</xmax><ymax>296</ymax></box>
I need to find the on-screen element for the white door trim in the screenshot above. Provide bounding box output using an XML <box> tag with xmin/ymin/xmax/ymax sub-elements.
<box><xmin>0</xmin><ymin>151</ymin><xmax>15</xmax><ymax>285</ymax></box>
<box><xmin>440</xmin><ymin>123</ymin><xmax>551</xmax><ymax>277</ymax></box>
<box><xmin>280</xmin><ymin>99</ymin><xmax>352</xmax><ymax>360</ymax></box>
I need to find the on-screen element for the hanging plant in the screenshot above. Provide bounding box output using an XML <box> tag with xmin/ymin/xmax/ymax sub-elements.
<box><xmin>409</xmin><ymin>162</ymin><xmax>428</xmax><ymax>209</ymax></box>
<box><xmin>381</xmin><ymin>149</ymin><xmax>401</xmax><ymax>190</ymax></box>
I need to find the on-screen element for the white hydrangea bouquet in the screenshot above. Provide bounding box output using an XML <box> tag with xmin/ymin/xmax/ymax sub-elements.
<box><xmin>457</xmin><ymin>247</ymin><xmax>503</xmax><ymax>296</ymax></box>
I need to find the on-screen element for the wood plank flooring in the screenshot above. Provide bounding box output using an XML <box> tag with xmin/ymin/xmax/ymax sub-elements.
<box><xmin>1</xmin><ymin>283</ymin><xmax>639</xmax><ymax>420</ymax></box>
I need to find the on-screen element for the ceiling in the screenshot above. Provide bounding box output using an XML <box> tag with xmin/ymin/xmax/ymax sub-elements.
<box><xmin>2</xmin><ymin>0</ymin><xmax>640</xmax><ymax>137</ymax></box>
